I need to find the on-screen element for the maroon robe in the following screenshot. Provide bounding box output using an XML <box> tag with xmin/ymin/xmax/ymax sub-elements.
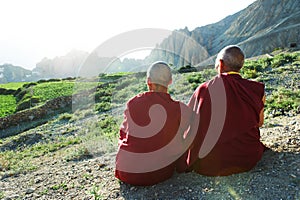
<box><xmin>115</xmin><ymin>92</ymin><xmax>193</xmax><ymax>185</ymax></box>
<box><xmin>187</xmin><ymin>73</ymin><xmax>266</xmax><ymax>176</ymax></box>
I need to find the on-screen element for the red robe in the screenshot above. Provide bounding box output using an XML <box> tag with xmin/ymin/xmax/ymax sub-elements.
<box><xmin>115</xmin><ymin>92</ymin><xmax>193</xmax><ymax>185</ymax></box>
<box><xmin>187</xmin><ymin>73</ymin><xmax>266</xmax><ymax>176</ymax></box>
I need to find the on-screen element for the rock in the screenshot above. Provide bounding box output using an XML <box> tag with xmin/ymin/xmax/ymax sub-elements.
<box><xmin>4</xmin><ymin>194</ymin><xmax>20</xmax><ymax>200</ymax></box>
<box><xmin>25</xmin><ymin>188</ymin><xmax>35</xmax><ymax>194</ymax></box>
<box><xmin>86</xmin><ymin>168</ymin><xmax>92</xmax><ymax>173</ymax></box>
<box><xmin>150</xmin><ymin>0</ymin><xmax>300</xmax><ymax>67</ymax></box>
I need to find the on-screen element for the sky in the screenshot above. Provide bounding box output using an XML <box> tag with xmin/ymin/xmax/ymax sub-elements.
<box><xmin>0</xmin><ymin>0</ymin><xmax>256</xmax><ymax>70</ymax></box>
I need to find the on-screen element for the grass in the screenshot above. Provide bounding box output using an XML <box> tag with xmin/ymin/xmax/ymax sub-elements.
<box><xmin>0</xmin><ymin>110</ymin><xmax>120</xmax><ymax>176</ymax></box>
<box><xmin>265</xmin><ymin>87</ymin><xmax>300</xmax><ymax>117</ymax></box>
<box><xmin>0</xmin><ymin>135</ymin><xmax>81</xmax><ymax>175</ymax></box>
<box><xmin>32</xmin><ymin>81</ymin><xmax>75</xmax><ymax>101</ymax></box>
<box><xmin>0</xmin><ymin>82</ymin><xmax>28</xmax><ymax>90</ymax></box>
<box><xmin>0</xmin><ymin>79</ymin><xmax>105</xmax><ymax>116</ymax></box>
<box><xmin>0</xmin><ymin>95</ymin><xmax>16</xmax><ymax>117</ymax></box>
<box><xmin>51</xmin><ymin>182</ymin><xmax>68</xmax><ymax>191</ymax></box>
<box><xmin>0</xmin><ymin>191</ymin><xmax>4</xmax><ymax>199</ymax></box>
<box><xmin>89</xmin><ymin>185</ymin><xmax>103</xmax><ymax>200</ymax></box>
<box><xmin>0</xmin><ymin>51</ymin><xmax>299</xmax><ymax>178</ymax></box>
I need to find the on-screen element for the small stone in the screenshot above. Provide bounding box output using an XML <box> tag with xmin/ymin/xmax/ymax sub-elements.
<box><xmin>130</xmin><ymin>186</ymin><xmax>135</xmax><ymax>191</ymax></box>
<box><xmin>86</xmin><ymin>168</ymin><xmax>92</xmax><ymax>173</ymax></box>
<box><xmin>7</xmin><ymin>194</ymin><xmax>20</xmax><ymax>199</ymax></box>
<box><xmin>290</xmin><ymin>174</ymin><xmax>296</xmax><ymax>178</ymax></box>
<box><xmin>98</xmin><ymin>163</ymin><xmax>106</xmax><ymax>169</ymax></box>
<box><xmin>25</xmin><ymin>188</ymin><xmax>35</xmax><ymax>194</ymax></box>
<box><xmin>35</xmin><ymin>178</ymin><xmax>43</xmax><ymax>184</ymax></box>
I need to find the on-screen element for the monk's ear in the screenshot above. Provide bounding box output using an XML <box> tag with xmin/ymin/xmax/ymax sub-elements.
<box><xmin>218</xmin><ymin>59</ymin><xmax>225</xmax><ymax>73</ymax></box>
<box><xmin>147</xmin><ymin>77</ymin><xmax>151</xmax><ymax>85</ymax></box>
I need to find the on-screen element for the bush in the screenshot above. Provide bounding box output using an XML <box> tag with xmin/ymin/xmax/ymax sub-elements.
<box><xmin>271</xmin><ymin>53</ymin><xmax>298</xmax><ymax>68</ymax></box>
<box><xmin>266</xmin><ymin>88</ymin><xmax>300</xmax><ymax>116</ymax></box>
<box><xmin>23</xmin><ymin>82</ymin><xmax>37</xmax><ymax>88</ymax></box>
<box><xmin>178</xmin><ymin>65</ymin><xmax>197</xmax><ymax>73</ymax></box>
<box><xmin>14</xmin><ymin>89</ymin><xmax>27</xmax><ymax>102</ymax></box>
<box><xmin>95</xmin><ymin>102</ymin><xmax>112</xmax><ymax>113</ymax></box>
<box><xmin>186</xmin><ymin>72</ymin><xmax>205</xmax><ymax>84</ymax></box>
<box><xmin>241</xmin><ymin>61</ymin><xmax>264</xmax><ymax>78</ymax></box>
<box><xmin>58</xmin><ymin>113</ymin><xmax>73</xmax><ymax>121</ymax></box>
<box><xmin>16</xmin><ymin>96</ymin><xmax>40</xmax><ymax>111</ymax></box>
<box><xmin>0</xmin><ymin>88</ymin><xmax>16</xmax><ymax>95</ymax></box>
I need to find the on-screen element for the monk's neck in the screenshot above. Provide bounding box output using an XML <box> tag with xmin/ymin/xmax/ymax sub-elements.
<box><xmin>149</xmin><ymin>88</ymin><xmax>168</xmax><ymax>93</ymax></box>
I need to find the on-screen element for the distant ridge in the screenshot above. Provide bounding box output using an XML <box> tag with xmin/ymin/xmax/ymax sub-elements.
<box><xmin>0</xmin><ymin>64</ymin><xmax>32</xmax><ymax>84</ymax></box>
<box><xmin>147</xmin><ymin>0</ymin><xmax>300</xmax><ymax>67</ymax></box>
<box><xmin>1</xmin><ymin>0</ymin><xmax>299</xmax><ymax>82</ymax></box>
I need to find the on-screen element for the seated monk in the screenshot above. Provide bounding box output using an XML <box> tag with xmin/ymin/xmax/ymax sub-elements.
<box><xmin>115</xmin><ymin>61</ymin><xmax>194</xmax><ymax>185</ymax></box>
<box><xmin>185</xmin><ymin>45</ymin><xmax>267</xmax><ymax>176</ymax></box>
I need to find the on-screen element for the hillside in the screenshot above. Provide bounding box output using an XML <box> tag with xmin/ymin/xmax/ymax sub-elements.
<box><xmin>1</xmin><ymin>0</ymin><xmax>299</xmax><ymax>83</ymax></box>
<box><xmin>0</xmin><ymin>64</ymin><xmax>34</xmax><ymax>84</ymax></box>
<box><xmin>0</xmin><ymin>51</ymin><xmax>299</xmax><ymax>199</ymax></box>
<box><xmin>147</xmin><ymin>0</ymin><xmax>300</xmax><ymax>67</ymax></box>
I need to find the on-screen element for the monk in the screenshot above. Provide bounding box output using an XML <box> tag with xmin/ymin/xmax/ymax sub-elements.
<box><xmin>186</xmin><ymin>45</ymin><xmax>267</xmax><ymax>176</ymax></box>
<box><xmin>115</xmin><ymin>61</ymin><xmax>194</xmax><ymax>185</ymax></box>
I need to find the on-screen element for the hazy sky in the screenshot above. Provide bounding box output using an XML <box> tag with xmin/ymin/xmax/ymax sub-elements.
<box><xmin>0</xmin><ymin>0</ymin><xmax>256</xmax><ymax>70</ymax></box>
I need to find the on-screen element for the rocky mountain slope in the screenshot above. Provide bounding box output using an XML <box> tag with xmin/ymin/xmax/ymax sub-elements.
<box><xmin>148</xmin><ymin>0</ymin><xmax>300</xmax><ymax>67</ymax></box>
<box><xmin>32</xmin><ymin>50</ymin><xmax>89</xmax><ymax>79</ymax></box>
<box><xmin>0</xmin><ymin>64</ymin><xmax>33</xmax><ymax>84</ymax></box>
<box><xmin>1</xmin><ymin>0</ymin><xmax>299</xmax><ymax>82</ymax></box>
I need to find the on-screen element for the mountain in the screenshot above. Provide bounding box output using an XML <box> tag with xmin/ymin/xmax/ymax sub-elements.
<box><xmin>147</xmin><ymin>0</ymin><xmax>300</xmax><ymax>67</ymax></box>
<box><xmin>1</xmin><ymin>0</ymin><xmax>299</xmax><ymax>82</ymax></box>
<box><xmin>0</xmin><ymin>64</ymin><xmax>33</xmax><ymax>84</ymax></box>
<box><xmin>33</xmin><ymin>50</ymin><xmax>146</xmax><ymax>78</ymax></box>
<box><xmin>0</xmin><ymin>50</ymin><xmax>147</xmax><ymax>83</ymax></box>
<box><xmin>32</xmin><ymin>49</ymin><xmax>89</xmax><ymax>79</ymax></box>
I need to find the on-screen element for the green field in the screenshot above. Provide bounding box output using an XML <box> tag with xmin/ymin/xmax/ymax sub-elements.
<box><xmin>0</xmin><ymin>95</ymin><xmax>16</xmax><ymax>117</ymax></box>
<box><xmin>0</xmin><ymin>79</ymin><xmax>110</xmax><ymax>116</ymax></box>
<box><xmin>0</xmin><ymin>82</ymin><xmax>28</xmax><ymax>90</ymax></box>
<box><xmin>32</xmin><ymin>81</ymin><xmax>75</xmax><ymax>101</ymax></box>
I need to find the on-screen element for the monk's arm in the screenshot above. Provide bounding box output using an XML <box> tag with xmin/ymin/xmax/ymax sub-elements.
<box><xmin>258</xmin><ymin>94</ymin><xmax>266</xmax><ymax>127</ymax></box>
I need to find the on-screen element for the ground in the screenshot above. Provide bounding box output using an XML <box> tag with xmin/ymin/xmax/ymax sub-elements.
<box><xmin>0</xmin><ymin>114</ymin><xmax>299</xmax><ymax>200</ymax></box>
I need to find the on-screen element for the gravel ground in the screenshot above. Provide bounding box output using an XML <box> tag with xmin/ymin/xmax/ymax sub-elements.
<box><xmin>0</xmin><ymin>114</ymin><xmax>299</xmax><ymax>200</ymax></box>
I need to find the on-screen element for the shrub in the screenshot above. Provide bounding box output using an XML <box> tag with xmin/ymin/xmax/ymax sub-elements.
<box><xmin>271</xmin><ymin>53</ymin><xmax>298</xmax><ymax>68</ymax></box>
<box><xmin>186</xmin><ymin>72</ymin><xmax>205</xmax><ymax>84</ymax></box>
<box><xmin>23</xmin><ymin>82</ymin><xmax>37</xmax><ymax>88</ymax></box>
<box><xmin>95</xmin><ymin>102</ymin><xmax>112</xmax><ymax>113</ymax></box>
<box><xmin>58</xmin><ymin>113</ymin><xmax>73</xmax><ymax>121</ymax></box>
<box><xmin>241</xmin><ymin>61</ymin><xmax>264</xmax><ymax>78</ymax></box>
<box><xmin>14</xmin><ymin>89</ymin><xmax>27</xmax><ymax>102</ymax></box>
<box><xmin>178</xmin><ymin>65</ymin><xmax>197</xmax><ymax>73</ymax></box>
<box><xmin>265</xmin><ymin>87</ymin><xmax>300</xmax><ymax>116</ymax></box>
<box><xmin>16</xmin><ymin>96</ymin><xmax>40</xmax><ymax>111</ymax></box>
